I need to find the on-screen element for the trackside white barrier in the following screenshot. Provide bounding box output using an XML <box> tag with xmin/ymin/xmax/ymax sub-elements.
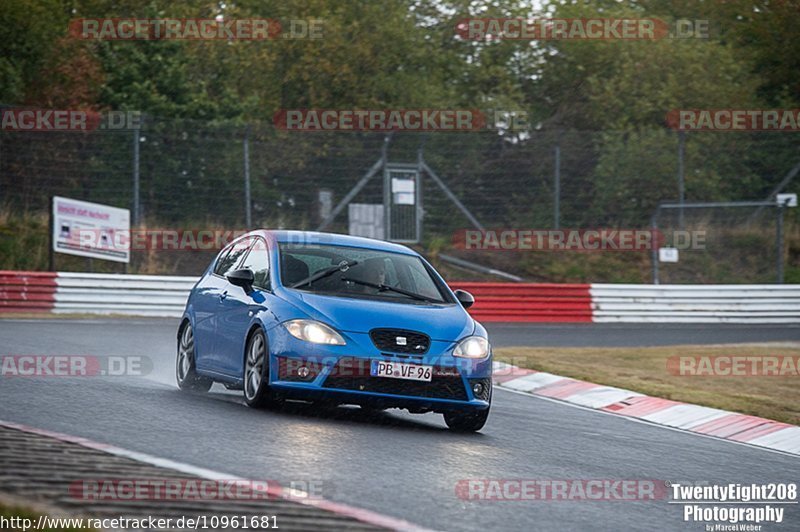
<box><xmin>591</xmin><ymin>284</ymin><xmax>800</xmax><ymax>323</ymax></box>
<box><xmin>54</xmin><ymin>272</ymin><xmax>196</xmax><ymax>317</ymax></box>
<box><xmin>2</xmin><ymin>271</ymin><xmax>799</xmax><ymax>322</ymax></box>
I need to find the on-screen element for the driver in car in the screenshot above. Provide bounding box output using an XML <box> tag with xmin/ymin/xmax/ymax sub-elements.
<box><xmin>351</xmin><ymin>257</ymin><xmax>386</xmax><ymax>292</ymax></box>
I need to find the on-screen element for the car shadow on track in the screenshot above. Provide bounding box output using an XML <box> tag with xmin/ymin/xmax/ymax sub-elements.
<box><xmin>170</xmin><ymin>385</ymin><xmax>487</xmax><ymax>436</ymax></box>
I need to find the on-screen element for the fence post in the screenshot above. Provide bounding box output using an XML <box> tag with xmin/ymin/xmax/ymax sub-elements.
<box><xmin>776</xmin><ymin>201</ymin><xmax>785</xmax><ymax>284</ymax></box>
<box><xmin>243</xmin><ymin>126</ymin><xmax>252</xmax><ymax>228</ymax></box>
<box><xmin>677</xmin><ymin>130</ymin><xmax>685</xmax><ymax>229</ymax></box>
<box><xmin>651</xmin><ymin>211</ymin><xmax>660</xmax><ymax>284</ymax></box>
<box><xmin>554</xmin><ymin>139</ymin><xmax>561</xmax><ymax>229</ymax></box>
<box><xmin>416</xmin><ymin>143</ymin><xmax>424</xmax><ymax>241</ymax></box>
<box><xmin>48</xmin><ymin>201</ymin><xmax>54</xmax><ymax>271</ymax></box>
<box><xmin>132</xmin><ymin>119</ymin><xmax>141</xmax><ymax>226</ymax></box>
<box><xmin>382</xmin><ymin>135</ymin><xmax>391</xmax><ymax>239</ymax></box>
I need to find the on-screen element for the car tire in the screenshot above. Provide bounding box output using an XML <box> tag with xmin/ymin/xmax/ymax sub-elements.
<box><xmin>243</xmin><ymin>329</ymin><xmax>280</xmax><ymax>409</ymax></box>
<box><xmin>443</xmin><ymin>407</ymin><xmax>490</xmax><ymax>432</ymax></box>
<box><xmin>176</xmin><ymin>322</ymin><xmax>213</xmax><ymax>393</ymax></box>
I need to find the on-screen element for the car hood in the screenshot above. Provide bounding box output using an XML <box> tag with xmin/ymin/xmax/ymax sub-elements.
<box><xmin>280</xmin><ymin>289</ymin><xmax>474</xmax><ymax>341</ymax></box>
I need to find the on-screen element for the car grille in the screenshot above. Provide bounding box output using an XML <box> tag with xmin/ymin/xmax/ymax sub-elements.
<box><xmin>322</xmin><ymin>358</ymin><xmax>468</xmax><ymax>401</ymax></box>
<box><xmin>369</xmin><ymin>328</ymin><xmax>430</xmax><ymax>354</ymax></box>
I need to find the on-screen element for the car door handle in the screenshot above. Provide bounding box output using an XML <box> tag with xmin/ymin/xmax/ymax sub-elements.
<box><xmin>219</xmin><ymin>291</ymin><xmax>228</xmax><ymax>301</ymax></box>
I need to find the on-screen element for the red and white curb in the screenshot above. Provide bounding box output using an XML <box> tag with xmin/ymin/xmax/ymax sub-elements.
<box><xmin>492</xmin><ymin>362</ymin><xmax>800</xmax><ymax>456</ymax></box>
<box><xmin>0</xmin><ymin>419</ymin><xmax>432</xmax><ymax>532</ymax></box>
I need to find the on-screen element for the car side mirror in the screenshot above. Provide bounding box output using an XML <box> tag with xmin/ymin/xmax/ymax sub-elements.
<box><xmin>454</xmin><ymin>289</ymin><xmax>475</xmax><ymax>309</ymax></box>
<box><xmin>227</xmin><ymin>268</ymin><xmax>255</xmax><ymax>293</ymax></box>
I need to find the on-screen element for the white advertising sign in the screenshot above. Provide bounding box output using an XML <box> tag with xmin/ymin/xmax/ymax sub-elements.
<box><xmin>52</xmin><ymin>196</ymin><xmax>130</xmax><ymax>263</ymax></box>
<box><xmin>776</xmin><ymin>193</ymin><xmax>797</xmax><ymax>207</ymax></box>
<box><xmin>392</xmin><ymin>177</ymin><xmax>415</xmax><ymax>205</ymax></box>
<box><xmin>658</xmin><ymin>247</ymin><xmax>679</xmax><ymax>263</ymax></box>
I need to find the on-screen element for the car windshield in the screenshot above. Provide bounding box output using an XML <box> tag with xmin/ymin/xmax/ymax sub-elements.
<box><xmin>278</xmin><ymin>243</ymin><xmax>449</xmax><ymax>304</ymax></box>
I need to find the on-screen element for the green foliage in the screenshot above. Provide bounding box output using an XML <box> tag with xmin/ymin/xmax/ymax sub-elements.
<box><xmin>0</xmin><ymin>0</ymin><xmax>68</xmax><ymax>102</ymax></box>
<box><xmin>1</xmin><ymin>0</ymin><xmax>798</xmax><ymax>281</ymax></box>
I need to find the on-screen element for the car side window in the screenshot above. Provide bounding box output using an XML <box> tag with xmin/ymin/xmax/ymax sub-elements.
<box><xmin>213</xmin><ymin>246</ymin><xmax>234</xmax><ymax>276</ymax></box>
<box><xmin>240</xmin><ymin>238</ymin><xmax>270</xmax><ymax>289</ymax></box>
<box><xmin>214</xmin><ymin>239</ymin><xmax>250</xmax><ymax>277</ymax></box>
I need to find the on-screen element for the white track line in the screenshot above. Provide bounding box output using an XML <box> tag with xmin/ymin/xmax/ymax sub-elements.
<box><xmin>0</xmin><ymin>419</ymin><xmax>435</xmax><ymax>532</ymax></box>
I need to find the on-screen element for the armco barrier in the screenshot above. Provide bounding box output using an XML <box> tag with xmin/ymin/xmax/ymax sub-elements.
<box><xmin>591</xmin><ymin>284</ymin><xmax>800</xmax><ymax>323</ymax></box>
<box><xmin>449</xmin><ymin>282</ymin><xmax>593</xmax><ymax>322</ymax></box>
<box><xmin>1</xmin><ymin>272</ymin><xmax>799</xmax><ymax>323</ymax></box>
<box><xmin>54</xmin><ymin>272</ymin><xmax>196</xmax><ymax>317</ymax></box>
<box><xmin>0</xmin><ymin>271</ymin><xmax>57</xmax><ymax>313</ymax></box>
<box><xmin>0</xmin><ymin>271</ymin><xmax>194</xmax><ymax>317</ymax></box>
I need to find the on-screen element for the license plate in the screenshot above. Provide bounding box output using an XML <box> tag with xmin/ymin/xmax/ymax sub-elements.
<box><xmin>370</xmin><ymin>360</ymin><xmax>432</xmax><ymax>382</ymax></box>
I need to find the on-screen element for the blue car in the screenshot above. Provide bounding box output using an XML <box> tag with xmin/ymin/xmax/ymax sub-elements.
<box><xmin>176</xmin><ymin>230</ymin><xmax>492</xmax><ymax>431</ymax></box>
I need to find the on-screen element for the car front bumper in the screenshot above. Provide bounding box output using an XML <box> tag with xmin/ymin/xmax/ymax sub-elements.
<box><xmin>268</xmin><ymin>329</ymin><xmax>492</xmax><ymax>412</ymax></box>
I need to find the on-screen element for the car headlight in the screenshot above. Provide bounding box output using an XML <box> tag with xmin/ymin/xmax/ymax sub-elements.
<box><xmin>453</xmin><ymin>336</ymin><xmax>490</xmax><ymax>358</ymax></box>
<box><xmin>283</xmin><ymin>319</ymin><xmax>346</xmax><ymax>345</ymax></box>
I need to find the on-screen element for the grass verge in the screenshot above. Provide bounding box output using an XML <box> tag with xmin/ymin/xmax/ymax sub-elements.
<box><xmin>494</xmin><ymin>344</ymin><xmax>800</xmax><ymax>425</ymax></box>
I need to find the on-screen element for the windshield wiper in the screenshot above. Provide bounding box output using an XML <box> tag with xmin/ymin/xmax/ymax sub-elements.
<box><xmin>341</xmin><ymin>277</ymin><xmax>434</xmax><ymax>302</ymax></box>
<box><xmin>290</xmin><ymin>260</ymin><xmax>359</xmax><ymax>289</ymax></box>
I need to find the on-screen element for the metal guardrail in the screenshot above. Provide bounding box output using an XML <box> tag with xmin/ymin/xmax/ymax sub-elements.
<box><xmin>54</xmin><ymin>272</ymin><xmax>196</xmax><ymax>317</ymax></box>
<box><xmin>0</xmin><ymin>271</ymin><xmax>57</xmax><ymax>313</ymax></box>
<box><xmin>2</xmin><ymin>272</ymin><xmax>800</xmax><ymax>323</ymax></box>
<box><xmin>0</xmin><ymin>271</ymin><xmax>194</xmax><ymax>317</ymax></box>
<box><xmin>450</xmin><ymin>282</ymin><xmax>593</xmax><ymax>322</ymax></box>
<box><xmin>591</xmin><ymin>284</ymin><xmax>800</xmax><ymax>323</ymax></box>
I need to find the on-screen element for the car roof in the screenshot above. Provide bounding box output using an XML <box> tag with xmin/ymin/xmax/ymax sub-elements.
<box><xmin>256</xmin><ymin>230</ymin><xmax>420</xmax><ymax>256</ymax></box>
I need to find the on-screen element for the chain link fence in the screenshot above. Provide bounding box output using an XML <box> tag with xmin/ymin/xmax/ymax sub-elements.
<box><xmin>652</xmin><ymin>201</ymin><xmax>789</xmax><ymax>284</ymax></box>
<box><xmin>1</xmin><ymin>111</ymin><xmax>798</xmax><ymax>281</ymax></box>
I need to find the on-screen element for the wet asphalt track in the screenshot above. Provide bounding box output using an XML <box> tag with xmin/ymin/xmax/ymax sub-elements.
<box><xmin>0</xmin><ymin>319</ymin><xmax>798</xmax><ymax>531</ymax></box>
